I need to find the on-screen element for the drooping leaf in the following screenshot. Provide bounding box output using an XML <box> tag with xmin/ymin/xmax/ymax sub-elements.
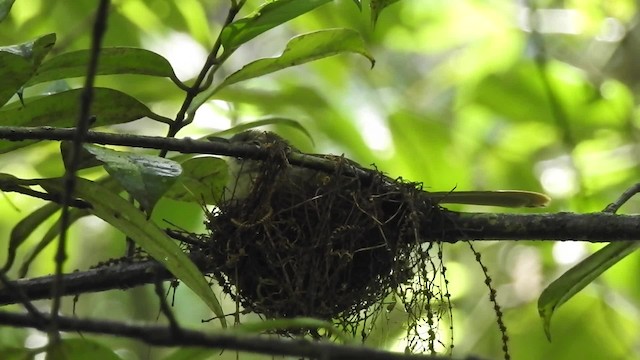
<box><xmin>371</xmin><ymin>0</ymin><xmax>401</xmax><ymax>26</ymax></box>
<box><xmin>220</xmin><ymin>0</ymin><xmax>332</xmax><ymax>52</ymax></box>
<box><xmin>0</xmin><ymin>0</ymin><xmax>16</xmax><ymax>22</ymax></box>
<box><xmin>26</xmin><ymin>47</ymin><xmax>180</xmax><ymax>87</ymax></box>
<box><xmin>219</xmin><ymin>29</ymin><xmax>374</xmax><ymax>89</ymax></box>
<box><xmin>38</xmin><ymin>177</ymin><xmax>227</xmax><ymax>328</ymax></box>
<box><xmin>18</xmin><ymin>208</ymin><xmax>89</xmax><ymax>277</ymax></box>
<box><xmin>165</xmin><ymin>157</ymin><xmax>227</xmax><ymax>204</ymax></box>
<box><xmin>84</xmin><ymin>144</ymin><xmax>182</xmax><ymax>212</ymax></box>
<box><xmin>0</xmin><ymin>88</ymin><xmax>154</xmax><ymax>153</ymax></box>
<box><xmin>2</xmin><ymin>202</ymin><xmax>60</xmax><ymax>272</ymax></box>
<box><xmin>45</xmin><ymin>338</ymin><xmax>121</xmax><ymax>360</ymax></box>
<box><xmin>0</xmin><ymin>33</ymin><xmax>56</xmax><ymax>106</ymax></box>
<box><xmin>538</xmin><ymin>241</ymin><xmax>640</xmax><ymax>341</ymax></box>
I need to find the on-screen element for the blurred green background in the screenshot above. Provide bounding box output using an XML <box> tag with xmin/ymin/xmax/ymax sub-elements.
<box><xmin>1</xmin><ymin>0</ymin><xmax>640</xmax><ymax>359</ymax></box>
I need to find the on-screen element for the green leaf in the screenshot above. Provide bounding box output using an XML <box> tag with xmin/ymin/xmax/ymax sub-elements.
<box><xmin>0</xmin><ymin>87</ymin><xmax>154</xmax><ymax>153</ymax></box>
<box><xmin>18</xmin><ymin>208</ymin><xmax>89</xmax><ymax>277</ymax></box>
<box><xmin>165</xmin><ymin>157</ymin><xmax>228</xmax><ymax>204</ymax></box>
<box><xmin>219</xmin><ymin>29</ymin><xmax>374</xmax><ymax>90</ymax></box>
<box><xmin>45</xmin><ymin>338</ymin><xmax>121</xmax><ymax>360</ymax></box>
<box><xmin>2</xmin><ymin>203</ymin><xmax>60</xmax><ymax>272</ymax></box>
<box><xmin>538</xmin><ymin>241</ymin><xmax>640</xmax><ymax>341</ymax></box>
<box><xmin>220</xmin><ymin>0</ymin><xmax>332</xmax><ymax>51</ymax></box>
<box><xmin>193</xmin><ymin>29</ymin><xmax>373</xmax><ymax>110</ymax></box>
<box><xmin>0</xmin><ymin>0</ymin><xmax>16</xmax><ymax>22</ymax></box>
<box><xmin>351</xmin><ymin>0</ymin><xmax>362</xmax><ymax>10</ymax></box>
<box><xmin>371</xmin><ymin>0</ymin><xmax>401</xmax><ymax>25</ymax></box>
<box><xmin>26</xmin><ymin>47</ymin><xmax>179</xmax><ymax>87</ymax></box>
<box><xmin>84</xmin><ymin>144</ymin><xmax>182</xmax><ymax>212</ymax></box>
<box><xmin>0</xmin><ymin>33</ymin><xmax>56</xmax><ymax>106</ymax></box>
<box><xmin>38</xmin><ymin>177</ymin><xmax>227</xmax><ymax>328</ymax></box>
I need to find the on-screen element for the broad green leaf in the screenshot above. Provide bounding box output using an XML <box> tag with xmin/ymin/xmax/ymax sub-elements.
<box><xmin>538</xmin><ymin>241</ymin><xmax>640</xmax><ymax>340</ymax></box>
<box><xmin>45</xmin><ymin>338</ymin><xmax>121</xmax><ymax>360</ymax></box>
<box><xmin>218</xmin><ymin>29</ymin><xmax>374</xmax><ymax>90</ymax></box>
<box><xmin>2</xmin><ymin>202</ymin><xmax>60</xmax><ymax>272</ymax></box>
<box><xmin>165</xmin><ymin>157</ymin><xmax>227</xmax><ymax>204</ymax></box>
<box><xmin>0</xmin><ymin>88</ymin><xmax>154</xmax><ymax>153</ymax></box>
<box><xmin>220</xmin><ymin>0</ymin><xmax>332</xmax><ymax>51</ymax></box>
<box><xmin>0</xmin><ymin>33</ymin><xmax>56</xmax><ymax>106</ymax></box>
<box><xmin>351</xmin><ymin>0</ymin><xmax>362</xmax><ymax>10</ymax></box>
<box><xmin>193</xmin><ymin>30</ymin><xmax>373</xmax><ymax>110</ymax></box>
<box><xmin>84</xmin><ymin>144</ymin><xmax>182</xmax><ymax>212</ymax></box>
<box><xmin>0</xmin><ymin>0</ymin><xmax>16</xmax><ymax>22</ymax></box>
<box><xmin>371</xmin><ymin>0</ymin><xmax>401</xmax><ymax>25</ymax></box>
<box><xmin>18</xmin><ymin>208</ymin><xmax>88</xmax><ymax>277</ymax></box>
<box><xmin>38</xmin><ymin>177</ymin><xmax>227</xmax><ymax>328</ymax></box>
<box><xmin>26</xmin><ymin>47</ymin><xmax>180</xmax><ymax>87</ymax></box>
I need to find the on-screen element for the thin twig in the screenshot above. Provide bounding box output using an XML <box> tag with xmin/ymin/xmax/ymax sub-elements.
<box><xmin>50</xmin><ymin>0</ymin><xmax>110</xmax><ymax>340</ymax></box>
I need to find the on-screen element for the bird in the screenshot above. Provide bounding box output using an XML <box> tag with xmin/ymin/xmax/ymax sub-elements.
<box><xmin>221</xmin><ymin>130</ymin><xmax>551</xmax><ymax>208</ymax></box>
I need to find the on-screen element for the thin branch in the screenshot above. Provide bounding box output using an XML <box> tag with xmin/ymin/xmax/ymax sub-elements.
<box><xmin>0</xmin><ymin>126</ymin><xmax>371</xmax><ymax>178</ymax></box>
<box><xmin>1</xmin><ymin>212</ymin><xmax>639</xmax><ymax>306</ymax></box>
<box><xmin>51</xmin><ymin>0</ymin><xmax>110</xmax><ymax>339</ymax></box>
<box><xmin>0</xmin><ymin>310</ymin><xmax>485</xmax><ymax>360</ymax></box>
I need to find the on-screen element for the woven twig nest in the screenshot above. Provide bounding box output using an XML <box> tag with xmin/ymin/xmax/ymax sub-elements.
<box><xmin>196</xmin><ymin>140</ymin><xmax>451</xmax><ymax>342</ymax></box>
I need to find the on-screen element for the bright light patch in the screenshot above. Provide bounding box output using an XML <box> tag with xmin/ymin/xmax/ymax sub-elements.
<box><xmin>355</xmin><ymin>106</ymin><xmax>394</xmax><ymax>156</ymax></box>
<box><xmin>538</xmin><ymin>163</ymin><xmax>578</xmax><ymax>198</ymax></box>
<box><xmin>142</xmin><ymin>32</ymin><xmax>208</xmax><ymax>80</ymax></box>
<box><xmin>552</xmin><ymin>242</ymin><xmax>587</xmax><ymax>265</ymax></box>
<box><xmin>192</xmin><ymin>101</ymin><xmax>232</xmax><ymax>131</ymax></box>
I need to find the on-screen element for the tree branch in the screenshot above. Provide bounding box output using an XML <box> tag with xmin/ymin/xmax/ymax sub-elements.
<box><xmin>0</xmin><ymin>310</ymin><xmax>484</xmax><ymax>360</ymax></box>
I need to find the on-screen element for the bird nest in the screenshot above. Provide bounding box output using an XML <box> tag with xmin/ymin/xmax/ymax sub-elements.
<box><xmin>196</xmin><ymin>143</ymin><xmax>452</xmax><ymax>347</ymax></box>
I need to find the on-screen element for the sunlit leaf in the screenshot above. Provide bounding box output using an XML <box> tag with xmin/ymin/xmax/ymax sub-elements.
<box><xmin>165</xmin><ymin>157</ymin><xmax>227</xmax><ymax>204</ymax></box>
<box><xmin>26</xmin><ymin>47</ymin><xmax>180</xmax><ymax>87</ymax></box>
<box><xmin>193</xmin><ymin>29</ymin><xmax>373</xmax><ymax>110</ymax></box>
<box><xmin>219</xmin><ymin>29</ymin><xmax>374</xmax><ymax>90</ymax></box>
<box><xmin>0</xmin><ymin>88</ymin><xmax>155</xmax><ymax>153</ymax></box>
<box><xmin>0</xmin><ymin>33</ymin><xmax>56</xmax><ymax>106</ymax></box>
<box><xmin>0</xmin><ymin>0</ymin><xmax>16</xmax><ymax>22</ymax></box>
<box><xmin>45</xmin><ymin>338</ymin><xmax>121</xmax><ymax>360</ymax></box>
<box><xmin>220</xmin><ymin>0</ymin><xmax>332</xmax><ymax>51</ymax></box>
<box><xmin>38</xmin><ymin>177</ymin><xmax>227</xmax><ymax>328</ymax></box>
<box><xmin>538</xmin><ymin>241</ymin><xmax>640</xmax><ymax>341</ymax></box>
<box><xmin>84</xmin><ymin>144</ymin><xmax>182</xmax><ymax>212</ymax></box>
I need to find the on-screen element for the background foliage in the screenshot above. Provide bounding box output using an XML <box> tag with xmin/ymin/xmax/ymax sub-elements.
<box><xmin>1</xmin><ymin>0</ymin><xmax>640</xmax><ymax>359</ymax></box>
